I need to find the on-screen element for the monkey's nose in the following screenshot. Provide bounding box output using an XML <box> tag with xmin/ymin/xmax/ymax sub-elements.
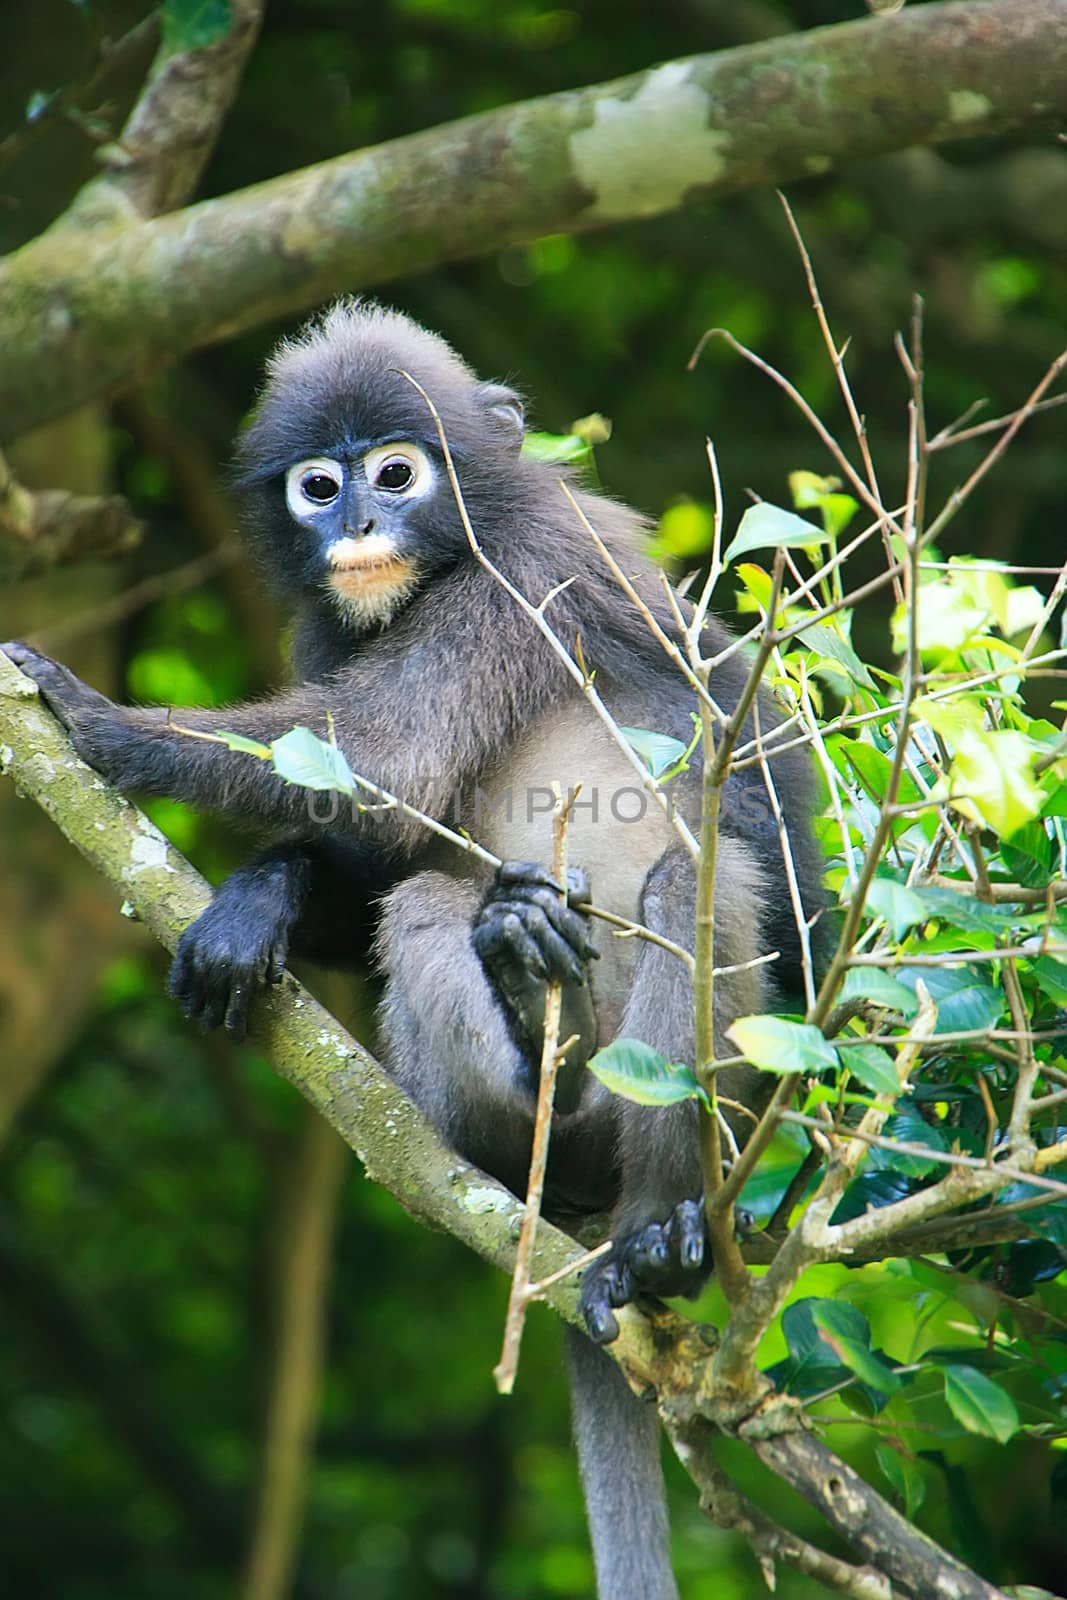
<box><xmin>346</xmin><ymin>519</ymin><xmax>376</xmax><ymax>538</ymax></box>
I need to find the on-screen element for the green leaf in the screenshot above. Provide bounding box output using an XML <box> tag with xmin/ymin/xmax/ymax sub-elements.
<box><xmin>796</xmin><ymin>623</ymin><xmax>876</xmax><ymax>690</ymax></box>
<box><xmin>871</xmin><ymin>1110</ymin><xmax>950</xmax><ymax>1177</ymax></box>
<box><xmin>270</xmin><ymin>727</ymin><xmax>354</xmax><ymax>793</ymax></box>
<box><xmin>942</xmin><ymin>1364</ymin><xmax>1020</xmax><ymax>1444</ymax></box>
<box><xmin>788</xmin><ymin>471</ymin><xmax>859</xmax><ymax>539</ymax></box>
<box><xmin>875</xmin><ymin>1444</ymin><xmax>926</xmax><ymax>1519</ymax></box>
<box><xmin>619</xmin><ymin>726</ymin><xmax>689</xmax><ymax>779</ymax></box>
<box><xmin>837</xmin><ymin>1043</ymin><xmax>902</xmax><ymax>1098</ymax></box>
<box><xmin>648</xmin><ymin>499</ymin><xmax>715</xmax><ymax>560</ymax></box>
<box><xmin>162</xmin><ymin>0</ymin><xmax>234</xmax><ymax>52</ymax></box>
<box><xmin>212</xmin><ymin>730</ymin><xmax>273</xmax><ymax>760</ymax></box>
<box><xmin>726</xmin><ymin>1015</ymin><xmax>837</xmax><ymax>1076</ymax></box>
<box><xmin>891</xmin><ymin>579</ymin><xmax>991</xmax><ymax>659</ymax></box>
<box><xmin>838</xmin><ymin>966</ymin><xmax>920</xmax><ymax>1017</ymax></box>
<box><xmin>26</xmin><ymin>89</ymin><xmax>58</xmax><ymax>124</ymax></box>
<box><xmin>784</xmin><ymin>1297</ymin><xmax>871</xmax><ymax>1362</ymax></box>
<box><xmin>836</xmin><ymin>739</ymin><xmax>923</xmax><ymax>809</ymax></box>
<box><xmin>521</xmin><ymin>430</ymin><xmax>592</xmax><ymax>468</ymax></box>
<box><xmin>949</xmin><ymin>730</ymin><xmax>1045</xmax><ymax>838</ymax></box>
<box><xmin>722</xmin><ymin>502</ymin><xmax>829</xmax><ymax>565</ymax></box>
<box><xmin>1001</xmin><ymin>819</ymin><xmax>1054</xmax><ymax>886</ymax></box>
<box><xmin>1032</xmin><ymin>956</ymin><xmax>1067</xmax><ymax>1007</ymax></box>
<box><xmin>866</xmin><ymin>877</ymin><xmax>927</xmax><ymax>940</ymax></box>
<box><xmin>811</xmin><ymin>1303</ymin><xmax>902</xmax><ymax>1396</ymax></box>
<box><xmin>162</xmin><ymin>0</ymin><xmax>233</xmax><ymax>51</ymax></box>
<box><xmin>586</xmin><ymin>1039</ymin><xmax>710</xmax><ymax>1110</ymax></box>
<box><xmin>895</xmin><ymin>966</ymin><xmax>1002</xmax><ymax>1035</ymax></box>
<box><xmin>909</xmin><ymin>885</ymin><xmax>1017</xmax><ymax>935</ymax></box>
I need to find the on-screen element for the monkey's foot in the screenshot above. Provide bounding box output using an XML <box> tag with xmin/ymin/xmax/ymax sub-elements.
<box><xmin>580</xmin><ymin>1199</ymin><xmax>708</xmax><ymax>1345</ymax></box>
<box><xmin>168</xmin><ymin>880</ymin><xmax>294</xmax><ymax>1039</ymax></box>
<box><xmin>472</xmin><ymin>860</ymin><xmax>598</xmax><ymax>986</ymax></box>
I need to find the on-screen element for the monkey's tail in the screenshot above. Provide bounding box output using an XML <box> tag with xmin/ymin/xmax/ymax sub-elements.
<box><xmin>564</xmin><ymin>1325</ymin><xmax>681</xmax><ymax>1600</ymax></box>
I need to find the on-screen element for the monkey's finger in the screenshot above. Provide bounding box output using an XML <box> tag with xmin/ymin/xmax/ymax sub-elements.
<box><xmin>504</xmin><ymin>903</ymin><xmax>588</xmax><ymax>984</ymax></box>
<box><xmin>580</xmin><ymin>1256</ymin><xmax>633</xmax><ymax>1345</ymax></box>
<box><xmin>669</xmin><ymin>1200</ymin><xmax>706</xmax><ymax>1274</ymax></box>
<box><xmin>223</xmin><ymin>984</ymin><xmax>253</xmax><ymax>1041</ymax></box>
<box><xmin>266</xmin><ymin>941</ymin><xmax>289</xmax><ymax>985</ymax></box>
<box><xmin>500</xmin><ymin>889</ymin><xmax>599</xmax><ymax>964</ymax></box>
<box><xmin>627</xmin><ymin>1223</ymin><xmax>671</xmax><ymax>1278</ymax></box>
<box><xmin>473</xmin><ymin>911</ymin><xmax>549</xmax><ymax>981</ymax></box>
<box><xmin>496</xmin><ymin>860</ymin><xmax>565</xmax><ymax>895</ymax></box>
<box><xmin>564</xmin><ymin>866</ymin><xmax>591</xmax><ymax>906</ymax></box>
<box><xmin>168</xmin><ymin>945</ymin><xmax>212</xmax><ymax>1022</ymax></box>
<box><xmin>196</xmin><ymin>978</ymin><xmax>231</xmax><ymax>1034</ymax></box>
<box><xmin>2</xmin><ymin>642</ymin><xmax>88</xmax><ymax>728</ymax></box>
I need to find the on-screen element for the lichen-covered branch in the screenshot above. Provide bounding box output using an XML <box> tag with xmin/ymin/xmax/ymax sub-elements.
<box><xmin>61</xmin><ymin>0</ymin><xmax>265</xmax><ymax>229</ymax></box>
<box><xmin>1</xmin><ymin>0</ymin><xmax>1064</xmax><ymax>439</ymax></box>
<box><xmin>0</xmin><ymin>450</ymin><xmax>141</xmax><ymax>578</ymax></box>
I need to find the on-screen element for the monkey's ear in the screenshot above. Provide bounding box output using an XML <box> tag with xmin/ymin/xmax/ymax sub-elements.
<box><xmin>474</xmin><ymin>383</ymin><xmax>525</xmax><ymax>452</ymax></box>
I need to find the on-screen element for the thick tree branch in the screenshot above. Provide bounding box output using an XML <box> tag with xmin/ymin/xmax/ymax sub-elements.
<box><xmin>1</xmin><ymin>0</ymin><xmax>1064</xmax><ymax>438</ymax></box>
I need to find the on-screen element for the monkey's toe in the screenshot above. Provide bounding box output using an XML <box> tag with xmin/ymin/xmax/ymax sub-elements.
<box><xmin>579</xmin><ymin>1200</ymin><xmax>710</xmax><ymax>1344</ymax></box>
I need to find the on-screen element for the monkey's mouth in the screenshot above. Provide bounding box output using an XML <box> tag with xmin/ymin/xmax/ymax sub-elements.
<box><xmin>327</xmin><ymin>535</ymin><xmax>417</xmax><ymax>598</ymax></box>
<box><xmin>329</xmin><ymin>554</ymin><xmax>416</xmax><ymax>593</ymax></box>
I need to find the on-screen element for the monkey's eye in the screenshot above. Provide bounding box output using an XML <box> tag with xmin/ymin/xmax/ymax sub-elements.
<box><xmin>285</xmin><ymin>457</ymin><xmax>344</xmax><ymax>518</ymax></box>
<box><xmin>363</xmin><ymin>442</ymin><xmax>432</xmax><ymax>498</ymax></box>
<box><xmin>377</xmin><ymin>460</ymin><xmax>414</xmax><ymax>491</ymax></box>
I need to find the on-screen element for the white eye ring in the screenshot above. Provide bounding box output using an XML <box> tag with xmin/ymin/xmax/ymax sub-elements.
<box><xmin>285</xmin><ymin>457</ymin><xmax>344</xmax><ymax>518</ymax></box>
<box><xmin>363</xmin><ymin>442</ymin><xmax>433</xmax><ymax>498</ymax></box>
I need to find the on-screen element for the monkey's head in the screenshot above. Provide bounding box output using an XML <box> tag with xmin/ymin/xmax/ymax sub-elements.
<box><xmin>234</xmin><ymin>300</ymin><xmax>526</xmax><ymax>629</ymax></box>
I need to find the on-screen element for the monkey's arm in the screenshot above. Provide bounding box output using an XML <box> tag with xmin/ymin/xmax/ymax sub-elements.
<box><xmin>2</xmin><ymin>637</ymin><xmax>514</xmax><ymax>847</ymax></box>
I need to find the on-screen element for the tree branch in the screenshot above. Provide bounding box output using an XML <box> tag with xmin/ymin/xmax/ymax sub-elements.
<box><xmin>61</xmin><ymin>0</ymin><xmax>265</xmax><ymax>229</ymax></box>
<box><xmin>753</xmin><ymin>1431</ymin><xmax>1013</xmax><ymax>1600</ymax></box>
<box><xmin>0</xmin><ymin>450</ymin><xmax>141</xmax><ymax>577</ymax></box>
<box><xmin>1</xmin><ymin>0</ymin><xmax>1064</xmax><ymax>437</ymax></box>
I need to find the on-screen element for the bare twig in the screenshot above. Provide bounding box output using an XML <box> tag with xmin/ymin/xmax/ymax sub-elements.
<box><xmin>494</xmin><ymin>785</ymin><xmax>576</xmax><ymax>1394</ymax></box>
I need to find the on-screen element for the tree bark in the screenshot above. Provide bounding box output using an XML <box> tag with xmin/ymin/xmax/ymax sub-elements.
<box><xmin>0</xmin><ymin>0</ymin><xmax>1064</xmax><ymax>439</ymax></box>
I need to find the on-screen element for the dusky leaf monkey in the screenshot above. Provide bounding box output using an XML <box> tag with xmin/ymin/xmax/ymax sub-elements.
<box><xmin>5</xmin><ymin>301</ymin><xmax>819</xmax><ymax>1600</ymax></box>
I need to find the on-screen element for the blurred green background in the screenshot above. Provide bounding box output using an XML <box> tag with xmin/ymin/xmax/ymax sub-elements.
<box><xmin>1</xmin><ymin>2</ymin><xmax>1065</xmax><ymax>1596</ymax></box>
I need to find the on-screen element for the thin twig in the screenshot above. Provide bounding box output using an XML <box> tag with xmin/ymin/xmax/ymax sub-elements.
<box><xmin>494</xmin><ymin>785</ymin><xmax>575</xmax><ymax>1394</ymax></box>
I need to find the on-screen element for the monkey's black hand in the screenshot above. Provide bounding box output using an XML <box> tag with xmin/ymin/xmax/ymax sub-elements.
<box><xmin>472</xmin><ymin>860</ymin><xmax>598</xmax><ymax>987</ymax></box>
<box><xmin>2</xmin><ymin>642</ymin><xmax>124</xmax><ymax>771</ymax></box>
<box><xmin>472</xmin><ymin>860</ymin><xmax>600</xmax><ymax>1114</ymax></box>
<box><xmin>579</xmin><ymin>1199</ymin><xmax>708</xmax><ymax>1344</ymax></box>
<box><xmin>169</xmin><ymin>872</ymin><xmax>297</xmax><ymax>1040</ymax></box>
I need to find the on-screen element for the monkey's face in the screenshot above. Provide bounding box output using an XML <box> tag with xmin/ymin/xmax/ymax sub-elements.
<box><xmin>280</xmin><ymin>437</ymin><xmax>445</xmax><ymax>628</ymax></box>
